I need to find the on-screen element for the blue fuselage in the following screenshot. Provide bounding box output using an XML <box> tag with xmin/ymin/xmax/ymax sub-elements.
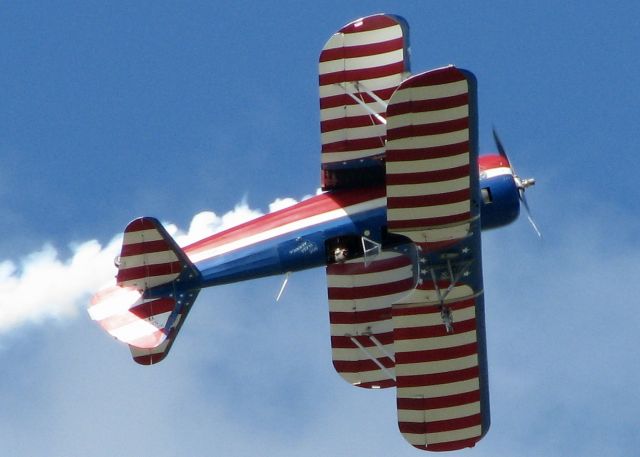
<box><xmin>175</xmin><ymin>163</ymin><xmax>519</xmax><ymax>291</ymax></box>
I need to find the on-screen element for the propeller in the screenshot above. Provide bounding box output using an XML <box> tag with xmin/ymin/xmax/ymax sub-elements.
<box><xmin>492</xmin><ymin>128</ymin><xmax>542</xmax><ymax>238</ymax></box>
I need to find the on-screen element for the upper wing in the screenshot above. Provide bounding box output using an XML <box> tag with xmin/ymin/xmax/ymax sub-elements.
<box><xmin>385</xmin><ymin>66</ymin><xmax>490</xmax><ymax>451</ymax></box>
<box><xmin>319</xmin><ymin>14</ymin><xmax>410</xmax><ymax>190</ymax></box>
<box><xmin>385</xmin><ymin>66</ymin><xmax>476</xmax><ymax>248</ymax></box>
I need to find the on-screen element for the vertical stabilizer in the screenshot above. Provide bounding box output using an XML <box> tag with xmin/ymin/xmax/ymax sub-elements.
<box><xmin>88</xmin><ymin>217</ymin><xmax>201</xmax><ymax>364</ymax></box>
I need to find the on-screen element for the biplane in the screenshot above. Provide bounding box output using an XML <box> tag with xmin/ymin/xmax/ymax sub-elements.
<box><xmin>88</xmin><ymin>13</ymin><xmax>537</xmax><ymax>452</ymax></box>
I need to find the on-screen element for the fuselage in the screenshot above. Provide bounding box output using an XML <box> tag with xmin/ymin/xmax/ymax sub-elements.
<box><xmin>166</xmin><ymin>154</ymin><xmax>519</xmax><ymax>292</ymax></box>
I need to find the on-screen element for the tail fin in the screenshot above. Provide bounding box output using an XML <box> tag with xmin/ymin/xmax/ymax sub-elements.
<box><xmin>88</xmin><ymin>217</ymin><xmax>201</xmax><ymax>365</ymax></box>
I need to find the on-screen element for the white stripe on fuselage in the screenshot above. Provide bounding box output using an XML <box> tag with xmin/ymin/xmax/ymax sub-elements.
<box><xmin>481</xmin><ymin>166</ymin><xmax>512</xmax><ymax>179</ymax></box>
<box><xmin>187</xmin><ymin>196</ymin><xmax>387</xmax><ymax>264</ymax></box>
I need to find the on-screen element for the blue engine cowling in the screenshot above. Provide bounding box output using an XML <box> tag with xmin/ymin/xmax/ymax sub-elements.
<box><xmin>479</xmin><ymin>155</ymin><xmax>521</xmax><ymax>230</ymax></box>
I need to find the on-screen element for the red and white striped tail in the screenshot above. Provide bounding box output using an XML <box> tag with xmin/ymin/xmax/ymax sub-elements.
<box><xmin>88</xmin><ymin>217</ymin><xmax>201</xmax><ymax>365</ymax></box>
<box><xmin>89</xmin><ymin>285</ymin><xmax>171</xmax><ymax>349</ymax></box>
<box><xmin>116</xmin><ymin>217</ymin><xmax>190</xmax><ymax>289</ymax></box>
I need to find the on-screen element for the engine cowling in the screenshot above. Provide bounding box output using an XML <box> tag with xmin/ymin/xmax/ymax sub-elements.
<box><xmin>479</xmin><ymin>154</ymin><xmax>520</xmax><ymax>230</ymax></box>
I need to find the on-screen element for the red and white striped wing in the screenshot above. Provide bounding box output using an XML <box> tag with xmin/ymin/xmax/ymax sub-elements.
<box><xmin>392</xmin><ymin>282</ymin><xmax>487</xmax><ymax>451</ymax></box>
<box><xmin>383</xmin><ymin>66</ymin><xmax>488</xmax><ymax>450</ymax></box>
<box><xmin>385</xmin><ymin>66</ymin><xmax>475</xmax><ymax>247</ymax></box>
<box><xmin>319</xmin><ymin>14</ymin><xmax>410</xmax><ymax>189</ymax></box>
<box><xmin>327</xmin><ymin>249</ymin><xmax>416</xmax><ymax>388</ymax></box>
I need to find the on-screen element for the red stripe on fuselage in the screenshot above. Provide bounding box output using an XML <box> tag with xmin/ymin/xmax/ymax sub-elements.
<box><xmin>479</xmin><ymin>153</ymin><xmax>511</xmax><ymax>171</ymax></box>
<box><xmin>184</xmin><ymin>187</ymin><xmax>385</xmax><ymax>259</ymax></box>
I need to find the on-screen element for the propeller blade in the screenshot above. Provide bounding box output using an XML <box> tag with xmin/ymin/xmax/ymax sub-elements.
<box><xmin>492</xmin><ymin>127</ymin><xmax>542</xmax><ymax>238</ymax></box>
<box><xmin>493</xmin><ymin>127</ymin><xmax>520</xmax><ymax>177</ymax></box>
<box><xmin>519</xmin><ymin>190</ymin><xmax>542</xmax><ymax>238</ymax></box>
<box><xmin>494</xmin><ymin>127</ymin><xmax>541</xmax><ymax>238</ymax></box>
<box><xmin>492</xmin><ymin>127</ymin><xmax>507</xmax><ymax>158</ymax></box>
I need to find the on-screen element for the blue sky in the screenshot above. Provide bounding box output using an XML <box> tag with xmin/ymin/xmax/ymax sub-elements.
<box><xmin>1</xmin><ymin>1</ymin><xmax>639</xmax><ymax>456</ymax></box>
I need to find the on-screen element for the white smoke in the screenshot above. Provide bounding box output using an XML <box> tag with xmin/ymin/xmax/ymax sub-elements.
<box><xmin>0</xmin><ymin>196</ymin><xmax>308</xmax><ymax>335</ymax></box>
<box><xmin>0</xmin><ymin>238</ymin><xmax>122</xmax><ymax>333</ymax></box>
<box><xmin>168</xmin><ymin>199</ymin><xmax>265</xmax><ymax>246</ymax></box>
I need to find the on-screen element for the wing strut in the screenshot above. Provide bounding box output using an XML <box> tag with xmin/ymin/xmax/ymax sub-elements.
<box><xmin>426</xmin><ymin>258</ymin><xmax>475</xmax><ymax>332</ymax></box>
<box><xmin>367</xmin><ymin>333</ymin><xmax>395</xmax><ymax>363</ymax></box>
<box><xmin>338</xmin><ymin>81</ymin><xmax>389</xmax><ymax>125</ymax></box>
<box><xmin>348</xmin><ymin>335</ymin><xmax>396</xmax><ymax>383</ymax></box>
<box><xmin>275</xmin><ymin>271</ymin><xmax>292</xmax><ymax>302</ymax></box>
<box><xmin>426</xmin><ymin>258</ymin><xmax>475</xmax><ymax>304</ymax></box>
<box><xmin>361</xmin><ymin>236</ymin><xmax>381</xmax><ymax>266</ymax></box>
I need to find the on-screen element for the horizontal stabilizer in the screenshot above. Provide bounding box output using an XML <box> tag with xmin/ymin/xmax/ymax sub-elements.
<box><xmin>89</xmin><ymin>285</ymin><xmax>171</xmax><ymax>349</ymax></box>
<box><xmin>128</xmin><ymin>288</ymin><xmax>200</xmax><ymax>365</ymax></box>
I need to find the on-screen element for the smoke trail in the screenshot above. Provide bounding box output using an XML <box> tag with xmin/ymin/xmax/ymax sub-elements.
<box><xmin>0</xmin><ymin>198</ymin><xmax>301</xmax><ymax>335</ymax></box>
<box><xmin>0</xmin><ymin>238</ymin><xmax>122</xmax><ymax>333</ymax></box>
